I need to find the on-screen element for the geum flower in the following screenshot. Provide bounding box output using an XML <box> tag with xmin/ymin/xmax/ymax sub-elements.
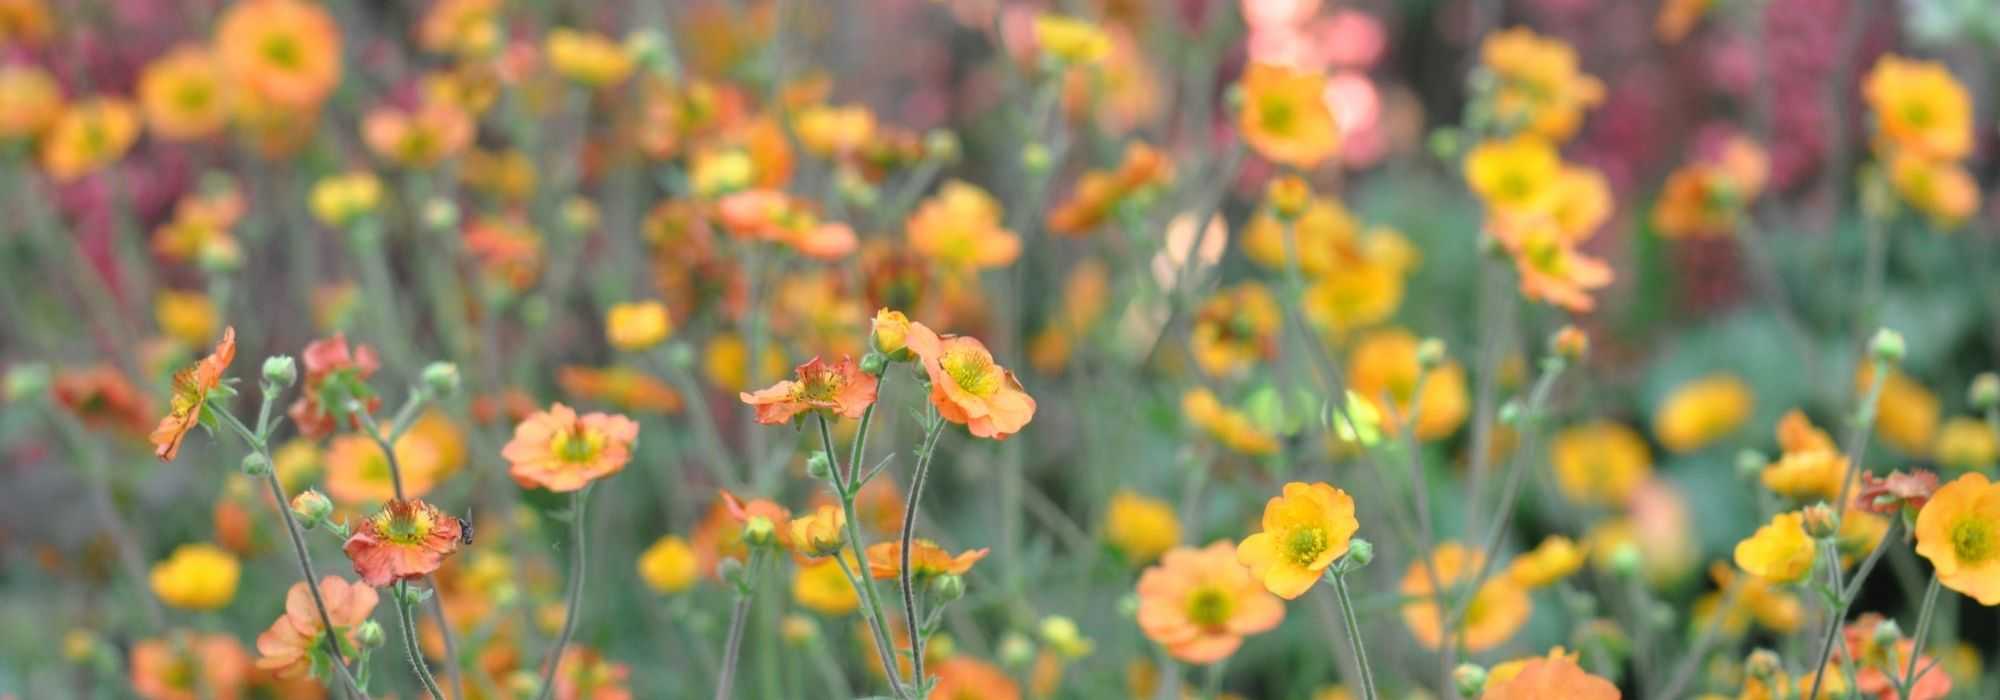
<box><xmin>255</xmin><ymin>576</ymin><xmax>379</xmax><ymax>679</ymax></box>
<box><xmin>501</xmin><ymin>403</ymin><xmax>640</xmax><ymax>492</ymax></box>
<box><xmin>151</xmin><ymin>326</ymin><xmax>237</xmax><ymax>461</ymax></box>
<box><xmin>1914</xmin><ymin>472</ymin><xmax>2000</xmax><ymax>605</ymax></box>
<box><xmin>343</xmin><ymin>498</ymin><xmax>464</xmax><ymax>587</ymax></box>
<box><xmin>906</xmin><ymin>322</ymin><xmax>1036</xmax><ymax>440</ymax></box>
<box><xmin>864</xmin><ymin>539</ymin><xmax>988</xmax><ymax>581</ymax></box>
<box><xmin>1136</xmin><ymin>541</ymin><xmax>1285</xmax><ymax>664</ymax></box>
<box><xmin>1236</xmin><ymin>482</ymin><xmax>1359</xmax><ymax>599</ymax></box>
<box><xmin>739</xmin><ymin>355</ymin><xmax>879</xmax><ymax>425</ymax></box>
<box><xmin>288</xmin><ymin>334</ymin><xmax>382</xmax><ymax>440</ymax></box>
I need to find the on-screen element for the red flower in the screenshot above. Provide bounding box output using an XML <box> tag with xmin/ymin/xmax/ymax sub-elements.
<box><xmin>288</xmin><ymin>334</ymin><xmax>381</xmax><ymax>439</ymax></box>
<box><xmin>738</xmin><ymin>355</ymin><xmax>879</xmax><ymax>425</ymax></box>
<box><xmin>1855</xmin><ymin>469</ymin><xmax>1941</xmax><ymax>514</ymax></box>
<box><xmin>53</xmin><ymin>365</ymin><xmax>154</xmax><ymax>437</ymax></box>
<box><xmin>343</xmin><ymin>498</ymin><xmax>464</xmax><ymax>587</ymax></box>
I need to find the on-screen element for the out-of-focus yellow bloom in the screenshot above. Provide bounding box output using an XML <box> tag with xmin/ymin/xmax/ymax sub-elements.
<box><xmin>1860</xmin><ymin>364</ymin><xmax>1940</xmax><ymax>457</ymax></box>
<box><xmin>154</xmin><ymin>290</ymin><xmax>219</xmax><ymax>348</ymax></box>
<box><xmin>788</xmin><ymin>505</ymin><xmax>846</xmax><ymax>558</ymax></box>
<box><xmin>1039</xmin><ymin>615</ymin><xmax>1093</xmax><ymax>658</ymax></box>
<box><xmin>546</xmin><ymin>29</ymin><xmax>635</xmax><ymax>87</ymax></box>
<box><xmin>605</xmin><ymin>301</ymin><xmax>672</xmax><ymax>351</ymax></box>
<box><xmin>1934</xmin><ymin>417</ymin><xmax>1997</xmax><ymax>471</ymax></box>
<box><xmin>1733</xmin><ymin>511</ymin><xmax>1815</xmax><ymax>584</ymax></box>
<box><xmin>1551</xmin><ymin>420</ymin><xmax>1653</xmax><ymax>506</ymax></box>
<box><xmin>309</xmin><ymin>171</ymin><xmax>384</xmax><ymax>229</ymax></box>
<box><xmin>0</xmin><ymin>0</ymin><xmax>52</xmax><ymax>47</ymax></box>
<box><xmin>1506</xmin><ymin>535</ymin><xmax>1584</xmax><ymax>589</ymax></box>
<box><xmin>1545</xmin><ymin>165</ymin><xmax>1613</xmax><ymax>242</ymax></box>
<box><xmin>1237</xmin><ymin>63</ymin><xmax>1338</xmax><ymax>169</ymax></box>
<box><xmin>793</xmin><ymin>104</ymin><xmax>875</xmax><ymax>158</ymax></box>
<box><xmin>1653</xmin><ymin>374</ymin><xmax>1754</xmax><ymax>453</ymax></box>
<box><xmin>1762</xmin><ymin>410</ymin><xmax>1846</xmax><ymax>501</ymax></box>
<box><xmin>1914</xmin><ymin>473</ymin><xmax>2000</xmax><ymax>605</ymax></box>
<box><xmin>1863</xmin><ymin>55</ymin><xmax>1973</xmax><ymax>161</ymax></box>
<box><xmin>1182</xmin><ymin>388</ymin><xmax>1280</xmax><ymax>457</ymax></box>
<box><xmin>703</xmin><ymin>332</ymin><xmax>786</xmax><ymax>393</ymax></box>
<box><xmin>1236</xmin><ymin>482</ymin><xmax>1358</xmax><ymax>599</ymax></box>
<box><xmin>637</xmin><ymin>534</ymin><xmax>698</xmax><ymax>594</ymax></box>
<box><xmin>419</xmin><ymin>0</ymin><xmax>501</xmax><ymax>57</ymax></box>
<box><xmin>1401</xmin><ymin>541</ymin><xmax>1530</xmax><ymax>651</ymax></box>
<box><xmin>906</xmin><ymin>181</ymin><xmax>1021</xmax><ymax>271</ymax></box>
<box><xmin>1189</xmin><ymin>283</ymin><xmax>1282</xmax><ymax>379</ymax></box>
<box><xmin>1838</xmin><ymin>508</ymin><xmax>1889</xmax><ymax>563</ymax></box>
<box><xmin>137</xmin><ymin>46</ymin><xmax>228</xmax><ymax>141</ymax></box>
<box><xmin>1696</xmin><ymin>564</ymin><xmax>1804</xmax><ymax>635</ymax></box>
<box><xmin>690</xmin><ymin>148</ymin><xmax>756</xmax><ymax>198</ymax></box>
<box><xmin>149</xmin><ymin>543</ymin><xmax>240</xmax><ymax>610</ymax></box>
<box><xmin>0</xmin><ymin>63</ymin><xmax>61</xmax><ymax>141</ymax></box>
<box><xmin>1105</xmin><ymin>490</ymin><xmax>1179</xmax><ymax>565</ymax></box>
<box><xmin>1300</xmin><ymin>262</ymin><xmax>1404</xmax><ymax>336</ymax></box>
<box><xmin>1465</xmin><ymin>136</ymin><xmax>1562</xmax><ymax>215</ymax></box>
<box><xmin>363</xmin><ymin>102</ymin><xmax>474</xmax><ymax>168</ymax></box>
<box><xmin>41</xmin><ymin>97</ymin><xmax>138</xmax><ymax>181</ymax></box>
<box><xmin>1033</xmin><ymin>14</ymin><xmax>1111</xmax><ymax>65</ymax></box>
<box><xmin>1480</xmin><ymin>28</ymin><xmax>1603</xmax><ymax>141</ymax></box>
<box><xmin>1345</xmin><ymin>328</ymin><xmax>1470</xmax><ymax>440</ymax></box>
<box><xmin>1242</xmin><ymin>197</ymin><xmax>1416</xmax><ymax>277</ymax></box>
<box><xmin>1888</xmin><ymin>152</ymin><xmax>1980</xmax><ymax>230</ymax></box>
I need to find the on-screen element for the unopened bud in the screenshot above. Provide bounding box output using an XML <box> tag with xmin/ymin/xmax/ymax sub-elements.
<box><xmin>1969</xmin><ymin>373</ymin><xmax>1999</xmax><ymax>411</ymax></box>
<box><xmin>997</xmin><ymin>632</ymin><xmax>1036</xmax><ymax>667</ymax></box>
<box><xmin>1551</xmin><ymin>325</ymin><xmax>1588</xmax><ymax>362</ymax></box>
<box><xmin>1745</xmin><ymin>648</ymin><xmax>1783</xmax><ymax>679</ymax></box>
<box><xmin>1022</xmin><ymin>143</ymin><xmax>1052</xmax><ymax>174</ymax></box>
<box><xmin>1872</xmin><ymin>619</ymin><xmax>1904</xmax><ymax>647</ymax></box>
<box><xmin>4</xmin><ymin>363</ymin><xmax>50</xmax><ymax>401</ymax></box>
<box><xmin>422</xmin><ymin>198</ymin><xmax>460</xmax><ymax>232</ymax></box>
<box><xmin>355</xmin><ymin>620</ymin><xmax>386</xmax><ymax>649</ymax></box>
<box><xmin>860</xmin><ymin>352</ymin><xmax>888</xmax><ymax>377</ymax></box>
<box><xmin>1736</xmin><ymin>449</ymin><xmax>1769</xmax><ymax>479</ymax></box>
<box><xmin>743</xmin><ymin>516</ymin><xmax>777</xmax><ymax>547</ymax></box>
<box><xmin>1264</xmin><ymin>176</ymin><xmax>1311</xmax><ymax>220</ymax></box>
<box><xmin>931</xmin><ymin>574</ymin><xmax>965</xmax><ymax>603</ymax></box>
<box><xmin>291</xmin><ymin>489</ymin><xmax>334</xmax><ymax>525</ymax></box>
<box><xmin>1416</xmin><ymin>338</ymin><xmax>1447</xmax><ymax>371</ymax></box>
<box><xmin>1801</xmin><ymin>502</ymin><xmax>1839</xmax><ymax>539</ymax></box>
<box><xmin>262</xmin><ymin>355</ymin><xmax>297</xmax><ymax>389</ymax></box>
<box><xmin>1339</xmin><ymin>538</ymin><xmax>1375</xmax><ymax>572</ymax></box>
<box><xmin>924</xmin><ymin>130</ymin><xmax>960</xmax><ymax>163</ymax></box>
<box><xmin>241</xmin><ymin>451</ymin><xmax>272</xmax><ymax>476</ymax></box>
<box><xmin>1869</xmin><ymin>328</ymin><xmax>1906</xmax><ymax>365</ymax></box>
<box><xmin>422</xmin><ymin>362</ymin><xmax>461</xmax><ymax>398</ymax></box>
<box><xmin>1453</xmin><ymin>664</ymin><xmax>1488</xmax><ymax>698</ymax></box>
<box><xmin>805</xmin><ymin>452</ymin><xmax>833</xmax><ymax>480</ymax></box>
<box><xmin>1607</xmin><ymin>542</ymin><xmax>1642</xmax><ymax>578</ymax></box>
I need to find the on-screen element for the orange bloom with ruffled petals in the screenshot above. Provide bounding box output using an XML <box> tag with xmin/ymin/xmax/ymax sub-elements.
<box><xmin>343</xmin><ymin>498</ymin><xmax>464</xmax><ymax>587</ymax></box>
<box><xmin>1238</xmin><ymin>63</ymin><xmax>1339</xmax><ymax>169</ymax></box>
<box><xmin>502</xmin><ymin>403</ymin><xmax>640</xmax><ymax>492</ymax></box>
<box><xmin>217</xmin><ymin>0</ymin><xmax>342</xmax><ymax>109</ymax></box>
<box><xmin>53</xmin><ymin>365</ymin><xmax>154</xmax><ymax>438</ymax></box>
<box><xmin>906</xmin><ymin>181</ymin><xmax>1021</xmax><ymax>271</ymax></box>
<box><xmin>739</xmin><ymin>355</ymin><xmax>879</xmax><ymax>425</ymax></box>
<box><xmin>41</xmin><ymin>97</ymin><xmax>139</xmax><ymax>181</ymax></box>
<box><xmin>1480</xmin><ymin>652</ymin><xmax>1619</xmax><ymax>700</ymax></box>
<box><xmin>254</xmin><ymin>576</ymin><xmax>379</xmax><ymax>679</ymax></box>
<box><xmin>930</xmin><ymin>657</ymin><xmax>1022</xmax><ymax>700</ymax></box>
<box><xmin>151</xmin><ymin>326</ymin><xmax>237</xmax><ymax>461</ymax></box>
<box><xmin>864</xmin><ymin>539</ymin><xmax>988</xmax><ymax>580</ymax></box>
<box><xmin>1235</xmin><ymin>482</ymin><xmax>1359</xmax><ymax>599</ymax></box>
<box><xmin>1136</xmin><ymin>541</ymin><xmax>1285</xmax><ymax>665</ymax></box>
<box><xmin>906</xmin><ymin>322</ymin><xmax>1036</xmax><ymax>440</ymax></box>
<box><xmin>364</xmin><ymin>101</ymin><xmax>474</xmax><ymax>168</ymax></box>
<box><xmin>1914</xmin><ymin>472</ymin><xmax>2000</xmax><ymax>605</ymax></box>
<box><xmin>131</xmin><ymin>632</ymin><xmax>250</xmax><ymax>700</ymax></box>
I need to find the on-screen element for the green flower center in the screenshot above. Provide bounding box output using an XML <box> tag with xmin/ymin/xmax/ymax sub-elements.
<box><xmin>1185</xmin><ymin>585</ymin><xmax>1234</xmax><ymax>628</ymax></box>
<box><xmin>1285</xmin><ymin>526</ymin><xmax>1328</xmax><ymax>566</ymax></box>
<box><xmin>1952</xmin><ymin>517</ymin><xmax>1994</xmax><ymax>565</ymax></box>
<box><xmin>550</xmin><ymin>428</ymin><xmax>605</xmax><ymax>465</ymax></box>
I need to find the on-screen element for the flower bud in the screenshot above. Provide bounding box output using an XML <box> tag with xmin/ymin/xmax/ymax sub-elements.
<box><xmin>240</xmin><ymin>451</ymin><xmax>272</xmax><ymax>476</ymax></box>
<box><xmin>860</xmin><ymin>352</ymin><xmax>889</xmax><ymax>377</ymax></box>
<box><xmin>1330</xmin><ymin>390</ymin><xmax>1382</xmax><ymax>447</ymax></box>
<box><xmin>1341</xmin><ymin>538</ymin><xmax>1375</xmax><ymax>571</ymax></box>
<box><xmin>1745</xmin><ymin>648</ymin><xmax>1783</xmax><ymax>680</ymax></box>
<box><xmin>1607</xmin><ymin>542</ymin><xmax>1642</xmax><ymax>578</ymax></box>
<box><xmin>930</xmin><ymin>574</ymin><xmax>965</xmax><ymax>603</ymax></box>
<box><xmin>624</xmin><ymin>29</ymin><xmax>669</xmax><ymax>72</ymax></box>
<box><xmin>262</xmin><ymin>355</ymin><xmax>298</xmax><ymax>389</ymax></box>
<box><xmin>422</xmin><ymin>198</ymin><xmax>460</xmax><ymax>233</ymax></box>
<box><xmin>1264</xmin><ymin>176</ymin><xmax>1311</xmax><ymax>220</ymax></box>
<box><xmin>1735</xmin><ymin>449</ymin><xmax>1769</xmax><ymax>480</ymax></box>
<box><xmin>1453</xmin><ymin>664</ymin><xmax>1488</xmax><ymax>698</ymax></box>
<box><xmin>1415</xmin><ymin>338</ymin><xmax>1447</xmax><ymax>371</ymax></box>
<box><xmin>1039</xmin><ymin>615</ymin><xmax>1093</xmax><ymax>659</ymax></box>
<box><xmin>505</xmin><ymin>670</ymin><xmax>542</xmax><ymax>698</ymax></box>
<box><xmin>780</xmin><ymin>614</ymin><xmax>819</xmax><ymax>645</ymax></box>
<box><xmin>1969</xmin><ymin>373</ymin><xmax>2000</xmax><ymax>412</ymax></box>
<box><xmin>805</xmin><ymin>452</ymin><xmax>833</xmax><ymax>480</ymax></box>
<box><xmin>924</xmin><ymin>129</ymin><xmax>960</xmax><ymax>163</ymax></box>
<box><xmin>355</xmin><ymin>620</ymin><xmax>387</xmax><ymax>649</ymax></box>
<box><xmin>742</xmin><ymin>516</ymin><xmax>777</xmax><ymax>548</ymax></box>
<box><xmin>3</xmin><ymin>363</ymin><xmax>50</xmax><ymax>401</ymax></box>
<box><xmin>1872</xmin><ymin>619</ymin><xmax>1904</xmax><ymax>647</ymax></box>
<box><xmin>871</xmin><ymin>309</ymin><xmax>912</xmax><ymax>359</ymax></box>
<box><xmin>422</xmin><ymin>362</ymin><xmax>461</xmax><ymax>398</ymax></box>
<box><xmin>561</xmin><ymin>197</ymin><xmax>599</xmax><ymax>235</ymax></box>
<box><xmin>291</xmin><ymin>489</ymin><xmax>334</xmax><ymax>526</ymax></box>
<box><xmin>62</xmin><ymin>629</ymin><xmax>99</xmax><ymax>663</ymax></box>
<box><xmin>717</xmin><ymin>557</ymin><xmax>746</xmax><ymax>588</ymax></box>
<box><xmin>997</xmin><ymin>632</ymin><xmax>1036</xmax><ymax>667</ymax></box>
<box><xmin>1551</xmin><ymin>325</ymin><xmax>1588</xmax><ymax>362</ymax></box>
<box><xmin>1801</xmin><ymin>502</ymin><xmax>1839</xmax><ymax>540</ymax></box>
<box><xmin>1022</xmin><ymin>142</ymin><xmax>1052</xmax><ymax>175</ymax></box>
<box><xmin>1869</xmin><ymin>328</ymin><xmax>1906</xmax><ymax>365</ymax></box>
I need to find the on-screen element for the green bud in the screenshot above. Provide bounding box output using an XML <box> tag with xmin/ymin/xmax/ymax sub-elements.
<box><xmin>1607</xmin><ymin>542</ymin><xmax>1643</xmax><ymax>578</ymax></box>
<box><xmin>421</xmin><ymin>362</ymin><xmax>461</xmax><ymax>398</ymax></box>
<box><xmin>1872</xmin><ymin>619</ymin><xmax>1904</xmax><ymax>647</ymax></box>
<box><xmin>996</xmin><ymin>632</ymin><xmax>1036</xmax><ymax>668</ymax></box>
<box><xmin>262</xmin><ymin>355</ymin><xmax>298</xmax><ymax>389</ymax></box>
<box><xmin>1339</xmin><ymin>538</ymin><xmax>1375</xmax><ymax>573</ymax></box>
<box><xmin>1969</xmin><ymin>373</ymin><xmax>1999</xmax><ymax>411</ymax></box>
<box><xmin>743</xmin><ymin>517</ymin><xmax>777</xmax><ymax>547</ymax></box>
<box><xmin>423</xmin><ymin>198</ymin><xmax>460</xmax><ymax>233</ymax></box>
<box><xmin>860</xmin><ymin>352</ymin><xmax>889</xmax><ymax>377</ymax></box>
<box><xmin>1869</xmin><ymin>328</ymin><xmax>1906</xmax><ymax>365</ymax></box>
<box><xmin>1022</xmin><ymin>143</ymin><xmax>1052</xmax><ymax>174</ymax></box>
<box><xmin>355</xmin><ymin>620</ymin><xmax>386</xmax><ymax>649</ymax></box>
<box><xmin>806</xmin><ymin>452</ymin><xmax>833</xmax><ymax>480</ymax></box>
<box><xmin>924</xmin><ymin>129</ymin><xmax>960</xmax><ymax>163</ymax></box>
<box><xmin>1453</xmin><ymin>664</ymin><xmax>1488</xmax><ymax>698</ymax></box>
<box><xmin>3</xmin><ymin>363</ymin><xmax>50</xmax><ymax>401</ymax></box>
<box><xmin>1735</xmin><ymin>449</ymin><xmax>1769</xmax><ymax>479</ymax></box>
<box><xmin>241</xmin><ymin>451</ymin><xmax>272</xmax><ymax>476</ymax></box>
<box><xmin>931</xmin><ymin>574</ymin><xmax>965</xmax><ymax>603</ymax></box>
<box><xmin>1415</xmin><ymin>338</ymin><xmax>1447</xmax><ymax>371</ymax></box>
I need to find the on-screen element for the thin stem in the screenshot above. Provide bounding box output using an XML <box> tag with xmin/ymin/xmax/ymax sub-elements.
<box><xmin>355</xmin><ymin>393</ymin><xmax>462</xmax><ymax>698</ymax></box>
<box><xmin>261</xmin><ymin>469</ymin><xmax>372</xmax><ymax>699</ymax></box>
<box><xmin>1832</xmin><ymin>359</ymin><xmax>1888</xmax><ymax>529</ymax></box>
<box><xmin>397</xmin><ymin>589</ymin><xmax>447</xmax><ymax>700</ymax></box>
<box><xmin>714</xmin><ymin>549</ymin><xmax>765</xmax><ymax>700</ymax></box>
<box><xmin>1329</xmin><ymin>572</ymin><xmax>1379</xmax><ymax>700</ymax></box>
<box><xmin>1899</xmin><ymin>574</ymin><xmax>1942</xmax><ymax>696</ymax></box>
<box><xmin>1657</xmin><ymin>579</ymin><xmax>1745</xmax><ymax>699</ymax></box>
<box><xmin>815</xmin><ymin>410</ymin><xmax>906</xmax><ymax>697</ymax></box>
<box><xmin>898</xmin><ymin>414</ymin><xmax>948</xmax><ymax>694</ymax></box>
<box><xmin>534</xmin><ymin>487</ymin><xmax>592</xmax><ymax>700</ymax></box>
<box><xmin>1445</xmin><ymin>360</ymin><xmax>1568</xmax><ymax>638</ymax></box>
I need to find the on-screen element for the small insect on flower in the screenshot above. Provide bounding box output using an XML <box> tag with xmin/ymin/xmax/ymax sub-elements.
<box><xmin>457</xmin><ymin>508</ymin><xmax>475</xmax><ymax>545</ymax></box>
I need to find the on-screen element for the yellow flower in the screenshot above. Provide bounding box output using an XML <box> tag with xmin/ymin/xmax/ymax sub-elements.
<box><xmin>154</xmin><ymin>290</ymin><xmax>219</xmax><ymax>348</ymax></box>
<box><xmin>1181</xmin><ymin>388</ymin><xmax>1280</xmax><ymax>457</ymax></box>
<box><xmin>703</xmin><ymin>332</ymin><xmax>787</xmax><ymax>393</ymax></box>
<box><xmin>1653</xmin><ymin>374</ymin><xmax>1755</xmax><ymax>453</ymax></box>
<box><xmin>1236</xmin><ymin>482</ymin><xmax>1359</xmax><ymax>599</ymax></box>
<box><xmin>137</xmin><ymin>46</ymin><xmax>229</xmax><ymax>141</ymax></box>
<box><xmin>638</xmin><ymin>534</ymin><xmax>698</xmax><ymax>594</ymax></box>
<box><xmin>1465</xmin><ymin>136</ymin><xmax>1562</xmax><ymax>215</ymax></box>
<box><xmin>1914</xmin><ymin>472</ymin><xmax>2000</xmax><ymax>605</ymax></box>
<box><xmin>1551</xmin><ymin>420</ymin><xmax>1653</xmax><ymax>506</ymax></box>
<box><xmin>1696</xmin><ymin>564</ymin><xmax>1804</xmax><ymax>635</ymax></box>
<box><xmin>1888</xmin><ymin>152</ymin><xmax>1980</xmax><ymax>230</ymax></box>
<box><xmin>788</xmin><ymin>505</ymin><xmax>846</xmax><ymax>559</ymax></box>
<box><xmin>1401</xmin><ymin>541</ymin><xmax>1530</xmax><ymax>651</ymax></box>
<box><xmin>1863</xmin><ymin>54</ymin><xmax>1973</xmax><ymax>160</ymax></box>
<box><xmin>41</xmin><ymin>97</ymin><xmax>139</xmax><ymax>182</ymax></box>
<box><xmin>906</xmin><ymin>180</ymin><xmax>1021</xmax><ymax>270</ymax></box>
<box><xmin>1762</xmin><ymin>410</ymin><xmax>1846</xmax><ymax>501</ymax></box>
<box><xmin>309</xmin><ymin>171</ymin><xmax>384</xmax><ymax>229</ymax></box>
<box><xmin>1545</xmin><ymin>165</ymin><xmax>1613</xmax><ymax>242</ymax></box>
<box><xmin>793</xmin><ymin>555</ymin><xmax>861</xmax><ymax>616</ymax></box>
<box><xmin>1733</xmin><ymin>511</ymin><xmax>1815</xmax><ymax>584</ymax></box>
<box><xmin>1033</xmin><ymin>14</ymin><xmax>1111</xmax><ymax>65</ymax></box>
<box><xmin>1506</xmin><ymin>535</ymin><xmax>1584</xmax><ymax>589</ymax></box>
<box><xmin>149</xmin><ymin>543</ymin><xmax>240</xmax><ymax>610</ymax></box>
<box><xmin>1860</xmin><ymin>364</ymin><xmax>1940</xmax><ymax>457</ymax></box>
<box><xmin>1237</xmin><ymin>63</ymin><xmax>1338</xmax><ymax>169</ymax></box>
<box><xmin>1345</xmin><ymin>328</ymin><xmax>1470</xmax><ymax>440</ymax></box>
<box><xmin>1105</xmin><ymin>490</ymin><xmax>1180</xmax><ymax>565</ymax></box>
<box><xmin>1301</xmin><ymin>263</ymin><xmax>1404</xmax><ymax>337</ymax></box>
<box><xmin>792</xmin><ymin>104</ymin><xmax>875</xmax><ymax>157</ymax></box>
<box><xmin>0</xmin><ymin>63</ymin><xmax>62</xmax><ymax>141</ymax></box>
<box><xmin>1189</xmin><ymin>283</ymin><xmax>1282</xmax><ymax>379</ymax></box>
<box><xmin>1480</xmin><ymin>27</ymin><xmax>1604</xmax><ymax>141</ymax></box>
<box><xmin>546</xmin><ymin>29</ymin><xmax>634</xmax><ymax>87</ymax></box>
<box><xmin>605</xmin><ymin>301</ymin><xmax>672</xmax><ymax>351</ymax></box>
<box><xmin>1933</xmin><ymin>416</ymin><xmax>1997</xmax><ymax>471</ymax></box>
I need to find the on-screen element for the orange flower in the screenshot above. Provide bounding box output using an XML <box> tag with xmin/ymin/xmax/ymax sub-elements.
<box><xmin>419</xmin><ymin>0</ymin><xmax>501</xmax><ymax>57</ymax></box>
<box><xmin>1843</xmin><ymin>613</ymin><xmax>1952</xmax><ymax>700</ymax></box>
<box><xmin>905</xmin><ymin>322</ymin><xmax>1036</xmax><ymax>440</ymax></box>
<box><xmin>288</xmin><ymin>334</ymin><xmax>382</xmax><ymax>440</ymax></box>
<box><xmin>1190</xmin><ymin>283</ymin><xmax>1282</xmax><ymax>379</ymax></box>
<box><xmin>1479</xmin><ymin>28</ymin><xmax>1604</xmax><ymax>141</ymax></box>
<box><xmin>556</xmin><ymin>365</ymin><xmax>684</xmax><ymax>414</ymax></box>
<box><xmin>0</xmin><ymin>63</ymin><xmax>63</xmax><ymax>141</ymax></box>
<box><xmin>864</xmin><ymin>539</ymin><xmax>988</xmax><ymax>580</ymax></box>
<box><xmin>324</xmin><ymin>432</ymin><xmax>443</xmax><ymax>504</ymax></box>
<box><xmin>1863</xmin><ymin>55</ymin><xmax>1973</xmax><ymax>161</ymax></box>
<box><xmin>906</xmin><ymin>181</ymin><xmax>1021</xmax><ymax>270</ymax></box>
<box><xmin>1181</xmin><ymin>388</ymin><xmax>1280</xmax><ymax>456</ymax></box>
<box><xmin>1237</xmin><ymin>63</ymin><xmax>1339</xmax><ymax>169</ymax></box>
<box><xmin>549</xmin><ymin>645</ymin><xmax>634</xmax><ymax>700</ymax></box>
<box><xmin>137</xmin><ymin>46</ymin><xmax>229</xmax><ymax>140</ymax></box>
<box><xmin>151</xmin><ymin>326</ymin><xmax>237</xmax><ymax>461</ymax></box>
<box><xmin>1652</xmin><ymin>136</ymin><xmax>1768</xmax><ymax>238</ymax></box>
<box><xmin>1346</xmin><ymin>328</ymin><xmax>1472</xmax><ymax>440</ymax></box>
<box><xmin>1236</xmin><ymin>482</ymin><xmax>1360</xmax><ymax>599</ymax></box>
<box><xmin>53</xmin><ymin>365</ymin><xmax>154</xmax><ymax>437</ymax></box>
<box><xmin>1914</xmin><ymin>472</ymin><xmax>2000</xmax><ymax>605</ymax></box>
<box><xmin>1494</xmin><ymin>217</ymin><xmax>1613</xmax><ymax>312</ymax></box>
<box><xmin>254</xmin><ymin>576</ymin><xmax>379</xmax><ymax>679</ymax></box>
<box><xmin>929</xmin><ymin>657</ymin><xmax>1022</xmax><ymax>700</ymax></box>
<box><xmin>1480</xmin><ymin>652</ymin><xmax>1619</xmax><ymax>699</ymax></box>
<box><xmin>1136</xmin><ymin>541</ymin><xmax>1285</xmax><ymax>664</ymax></box>
<box><xmin>502</xmin><ymin>403</ymin><xmax>640</xmax><ymax>492</ymax></box>
<box><xmin>343</xmin><ymin>498</ymin><xmax>463</xmax><ymax>587</ymax></box>
<box><xmin>1401</xmin><ymin>541</ymin><xmax>1531</xmax><ymax>651</ymax></box>
<box><xmin>1762</xmin><ymin>409</ymin><xmax>1846</xmax><ymax>501</ymax></box>
<box><xmin>41</xmin><ymin>97</ymin><xmax>139</xmax><ymax>181</ymax></box>
<box><xmin>788</xmin><ymin>504</ymin><xmax>846</xmax><ymax>559</ymax></box>
<box><xmin>363</xmin><ymin>101</ymin><xmax>474</xmax><ymax>168</ymax></box>
<box><xmin>739</xmin><ymin>355</ymin><xmax>879</xmax><ymax>425</ymax></box>
<box><xmin>217</xmin><ymin>0</ymin><xmax>343</xmax><ymax>109</ymax></box>
<box><xmin>131</xmin><ymin>632</ymin><xmax>250</xmax><ymax>700</ymax></box>
<box><xmin>719</xmin><ymin>490</ymin><xmax>793</xmax><ymax>552</ymax></box>
<box><xmin>1047</xmin><ymin>142</ymin><xmax>1172</xmax><ymax>236</ymax></box>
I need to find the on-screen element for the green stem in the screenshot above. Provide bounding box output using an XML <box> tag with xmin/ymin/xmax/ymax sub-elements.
<box><xmin>714</xmin><ymin>549</ymin><xmax>765</xmax><ymax>700</ymax></box>
<box><xmin>1899</xmin><ymin>574</ymin><xmax>1942</xmax><ymax>698</ymax></box>
<box><xmin>1329</xmin><ymin>572</ymin><xmax>1379</xmax><ymax>700</ymax></box>
<box><xmin>815</xmin><ymin>411</ymin><xmax>906</xmax><ymax>697</ymax></box>
<box><xmin>535</xmin><ymin>487</ymin><xmax>592</xmax><ymax>700</ymax></box>
<box><xmin>898</xmin><ymin>414</ymin><xmax>948</xmax><ymax>694</ymax></box>
<box><xmin>397</xmin><ymin>588</ymin><xmax>447</xmax><ymax>700</ymax></box>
